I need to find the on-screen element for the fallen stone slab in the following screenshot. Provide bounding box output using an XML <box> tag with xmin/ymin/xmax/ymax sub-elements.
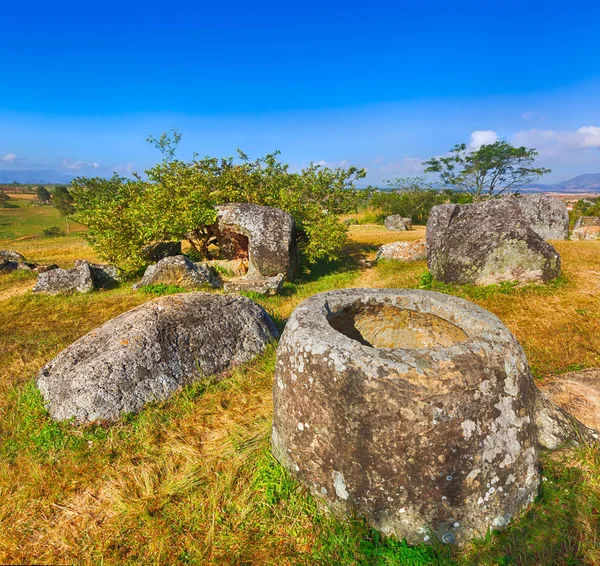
<box><xmin>224</xmin><ymin>274</ymin><xmax>284</xmax><ymax>296</ymax></box>
<box><xmin>427</xmin><ymin>200</ymin><xmax>561</xmax><ymax>285</ymax></box>
<box><xmin>133</xmin><ymin>255</ymin><xmax>220</xmax><ymax>290</ymax></box>
<box><xmin>376</xmin><ymin>239</ymin><xmax>427</xmax><ymax>262</ymax></box>
<box><xmin>272</xmin><ymin>288</ymin><xmax>596</xmax><ymax>546</ymax></box>
<box><xmin>33</xmin><ymin>261</ymin><xmax>95</xmax><ymax>294</ymax></box>
<box><xmin>513</xmin><ymin>194</ymin><xmax>569</xmax><ymax>241</ymax></box>
<box><xmin>214</xmin><ymin>203</ymin><xmax>299</xmax><ymax>280</ymax></box>
<box><xmin>384</xmin><ymin>215</ymin><xmax>412</xmax><ymax>231</ymax></box>
<box><xmin>37</xmin><ymin>293</ymin><xmax>279</xmax><ymax>422</ymax></box>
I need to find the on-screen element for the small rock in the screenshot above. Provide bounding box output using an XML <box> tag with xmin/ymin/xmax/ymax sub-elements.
<box><xmin>224</xmin><ymin>274</ymin><xmax>284</xmax><ymax>295</ymax></box>
<box><xmin>572</xmin><ymin>226</ymin><xmax>600</xmax><ymax>241</ymax></box>
<box><xmin>134</xmin><ymin>255</ymin><xmax>220</xmax><ymax>290</ymax></box>
<box><xmin>384</xmin><ymin>216</ymin><xmax>412</xmax><ymax>231</ymax></box>
<box><xmin>33</xmin><ymin>261</ymin><xmax>95</xmax><ymax>294</ymax></box>
<box><xmin>376</xmin><ymin>239</ymin><xmax>427</xmax><ymax>262</ymax></box>
<box><xmin>0</xmin><ymin>250</ymin><xmax>26</xmax><ymax>262</ymax></box>
<box><xmin>75</xmin><ymin>260</ymin><xmax>120</xmax><ymax>289</ymax></box>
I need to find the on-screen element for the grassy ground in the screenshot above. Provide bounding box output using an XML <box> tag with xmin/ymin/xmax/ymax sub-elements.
<box><xmin>0</xmin><ymin>193</ymin><xmax>84</xmax><ymax>240</ymax></box>
<box><xmin>0</xmin><ymin>218</ymin><xmax>598</xmax><ymax>565</ymax></box>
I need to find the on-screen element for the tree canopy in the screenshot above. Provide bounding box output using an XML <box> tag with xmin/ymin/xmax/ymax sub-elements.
<box><xmin>70</xmin><ymin>135</ymin><xmax>366</xmax><ymax>274</ymax></box>
<box><xmin>423</xmin><ymin>140</ymin><xmax>550</xmax><ymax>201</ymax></box>
<box><xmin>36</xmin><ymin>186</ymin><xmax>51</xmax><ymax>203</ymax></box>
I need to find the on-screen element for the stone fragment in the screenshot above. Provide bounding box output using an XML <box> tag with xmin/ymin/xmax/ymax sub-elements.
<box><xmin>133</xmin><ymin>255</ymin><xmax>219</xmax><ymax>290</ymax></box>
<box><xmin>75</xmin><ymin>260</ymin><xmax>120</xmax><ymax>289</ymax></box>
<box><xmin>426</xmin><ymin>200</ymin><xmax>561</xmax><ymax>285</ymax></box>
<box><xmin>223</xmin><ymin>274</ymin><xmax>284</xmax><ymax>296</ymax></box>
<box><xmin>33</xmin><ymin>261</ymin><xmax>94</xmax><ymax>294</ymax></box>
<box><xmin>512</xmin><ymin>194</ymin><xmax>569</xmax><ymax>240</ymax></box>
<box><xmin>384</xmin><ymin>215</ymin><xmax>412</xmax><ymax>231</ymax></box>
<box><xmin>376</xmin><ymin>239</ymin><xmax>427</xmax><ymax>262</ymax></box>
<box><xmin>572</xmin><ymin>226</ymin><xmax>600</xmax><ymax>241</ymax></box>
<box><xmin>272</xmin><ymin>288</ymin><xmax>542</xmax><ymax>545</ymax></box>
<box><xmin>0</xmin><ymin>250</ymin><xmax>26</xmax><ymax>262</ymax></box>
<box><xmin>37</xmin><ymin>293</ymin><xmax>279</xmax><ymax>422</ymax></box>
<box><xmin>213</xmin><ymin>203</ymin><xmax>299</xmax><ymax>280</ymax></box>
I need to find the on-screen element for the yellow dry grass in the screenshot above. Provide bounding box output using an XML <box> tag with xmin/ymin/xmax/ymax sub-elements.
<box><xmin>0</xmin><ymin>224</ymin><xmax>598</xmax><ymax>565</ymax></box>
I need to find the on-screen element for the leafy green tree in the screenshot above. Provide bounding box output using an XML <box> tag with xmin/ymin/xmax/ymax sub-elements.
<box><xmin>370</xmin><ymin>176</ymin><xmax>470</xmax><ymax>224</ymax></box>
<box><xmin>570</xmin><ymin>197</ymin><xmax>600</xmax><ymax>228</ymax></box>
<box><xmin>36</xmin><ymin>185</ymin><xmax>51</xmax><ymax>203</ymax></box>
<box><xmin>71</xmin><ymin>134</ymin><xmax>365</xmax><ymax>274</ymax></box>
<box><xmin>52</xmin><ymin>185</ymin><xmax>76</xmax><ymax>233</ymax></box>
<box><xmin>0</xmin><ymin>191</ymin><xmax>9</xmax><ymax>207</ymax></box>
<box><xmin>423</xmin><ymin>140</ymin><xmax>550</xmax><ymax>201</ymax></box>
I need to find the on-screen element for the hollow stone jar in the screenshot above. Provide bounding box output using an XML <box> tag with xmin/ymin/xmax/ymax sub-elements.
<box><xmin>272</xmin><ymin>288</ymin><xmax>540</xmax><ymax>545</ymax></box>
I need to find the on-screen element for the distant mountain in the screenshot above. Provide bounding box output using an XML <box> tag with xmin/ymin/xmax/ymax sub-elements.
<box><xmin>525</xmin><ymin>173</ymin><xmax>600</xmax><ymax>193</ymax></box>
<box><xmin>0</xmin><ymin>169</ymin><xmax>76</xmax><ymax>185</ymax></box>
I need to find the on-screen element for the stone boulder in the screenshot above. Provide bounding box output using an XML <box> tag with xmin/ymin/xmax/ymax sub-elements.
<box><xmin>385</xmin><ymin>215</ymin><xmax>412</xmax><ymax>231</ymax></box>
<box><xmin>572</xmin><ymin>225</ymin><xmax>600</xmax><ymax>241</ymax></box>
<box><xmin>141</xmin><ymin>241</ymin><xmax>182</xmax><ymax>262</ymax></box>
<box><xmin>0</xmin><ymin>260</ymin><xmax>59</xmax><ymax>275</ymax></box>
<box><xmin>74</xmin><ymin>260</ymin><xmax>120</xmax><ymax>289</ymax></box>
<box><xmin>376</xmin><ymin>239</ymin><xmax>427</xmax><ymax>262</ymax></box>
<box><xmin>133</xmin><ymin>255</ymin><xmax>219</xmax><ymax>290</ymax></box>
<box><xmin>223</xmin><ymin>274</ymin><xmax>284</xmax><ymax>296</ymax></box>
<box><xmin>0</xmin><ymin>250</ymin><xmax>26</xmax><ymax>262</ymax></box>
<box><xmin>426</xmin><ymin>200</ymin><xmax>561</xmax><ymax>285</ymax></box>
<box><xmin>573</xmin><ymin>216</ymin><xmax>600</xmax><ymax>230</ymax></box>
<box><xmin>33</xmin><ymin>261</ymin><xmax>95</xmax><ymax>294</ymax></box>
<box><xmin>512</xmin><ymin>194</ymin><xmax>569</xmax><ymax>241</ymax></box>
<box><xmin>213</xmin><ymin>203</ymin><xmax>299</xmax><ymax>280</ymax></box>
<box><xmin>37</xmin><ymin>293</ymin><xmax>279</xmax><ymax>422</ymax></box>
<box><xmin>272</xmin><ymin>288</ymin><xmax>596</xmax><ymax>546</ymax></box>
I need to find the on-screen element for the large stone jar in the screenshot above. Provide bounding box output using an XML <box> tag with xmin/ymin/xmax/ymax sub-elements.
<box><xmin>272</xmin><ymin>288</ymin><xmax>540</xmax><ymax>545</ymax></box>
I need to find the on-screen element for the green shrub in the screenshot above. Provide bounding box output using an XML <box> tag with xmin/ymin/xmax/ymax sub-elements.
<box><xmin>41</xmin><ymin>225</ymin><xmax>65</xmax><ymax>237</ymax></box>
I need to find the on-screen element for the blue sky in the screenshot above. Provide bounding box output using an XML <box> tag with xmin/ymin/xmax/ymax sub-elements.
<box><xmin>1</xmin><ymin>0</ymin><xmax>600</xmax><ymax>184</ymax></box>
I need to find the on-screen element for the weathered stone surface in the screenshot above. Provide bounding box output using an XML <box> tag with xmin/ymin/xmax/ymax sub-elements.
<box><xmin>214</xmin><ymin>203</ymin><xmax>299</xmax><ymax>280</ymax></box>
<box><xmin>37</xmin><ymin>293</ymin><xmax>279</xmax><ymax>422</ymax></box>
<box><xmin>573</xmin><ymin>216</ymin><xmax>600</xmax><ymax>230</ymax></box>
<box><xmin>224</xmin><ymin>274</ymin><xmax>284</xmax><ymax>296</ymax></box>
<box><xmin>385</xmin><ymin>215</ymin><xmax>412</xmax><ymax>231</ymax></box>
<box><xmin>427</xmin><ymin>200</ymin><xmax>561</xmax><ymax>285</ymax></box>
<box><xmin>272</xmin><ymin>288</ymin><xmax>541</xmax><ymax>546</ymax></box>
<box><xmin>75</xmin><ymin>260</ymin><xmax>120</xmax><ymax>289</ymax></box>
<box><xmin>205</xmin><ymin>259</ymin><xmax>249</xmax><ymax>277</ymax></box>
<box><xmin>512</xmin><ymin>194</ymin><xmax>569</xmax><ymax>241</ymax></box>
<box><xmin>141</xmin><ymin>241</ymin><xmax>182</xmax><ymax>262</ymax></box>
<box><xmin>536</xmin><ymin>368</ymin><xmax>600</xmax><ymax>434</ymax></box>
<box><xmin>133</xmin><ymin>255</ymin><xmax>219</xmax><ymax>290</ymax></box>
<box><xmin>376</xmin><ymin>239</ymin><xmax>427</xmax><ymax>262</ymax></box>
<box><xmin>572</xmin><ymin>226</ymin><xmax>600</xmax><ymax>241</ymax></box>
<box><xmin>33</xmin><ymin>261</ymin><xmax>94</xmax><ymax>294</ymax></box>
<box><xmin>0</xmin><ymin>250</ymin><xmax>26</xmax><ymax>262</ymax></box>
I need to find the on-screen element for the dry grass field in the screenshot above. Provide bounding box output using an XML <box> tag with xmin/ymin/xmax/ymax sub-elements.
<box><xmin>0</xmin><ymin>217</ymin><xmax>598</xmax><ymax>565</ymax></box>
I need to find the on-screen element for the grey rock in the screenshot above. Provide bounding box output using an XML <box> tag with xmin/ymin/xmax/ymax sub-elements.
<box><xmin>573</xmin><ymin>216</ymin><xmax>600</xmax><ymax>230</ymax></box>
<box><xmin>37</xmin><ymin>293</ymin><xmax>279</xmax><ymax>422</ymax></box>
<box><xmin>224</xmin><ymin>274</ymin><xmax>284</xmax><ymax>296</ymax></box>
<box><xmin>214</xmin><ymin>203</ymin><xmax>299</xmax><ymax>280</ymax></box>
<box><xmin>512</xmin><ymin>194</ymin><xmax>569</xmax><ymax>240</ymax></box>
<box><xmin>0</xmin><ymin>250</ymin><xmax>26</xmax><ymax>262</ymax></box>
<box><xmin>426</xmin><ymin>200</ymin><xmax>561</xmax><ymax>285</ymax></box>
<box><xmin>272</xmin><ymin>288</ymin><xmax>541</xmax><ymax>545</ymax></box>
<box><xmin>572</xmin><ymin>225</ymin><xmax>600</xmax><ymax>241</ymax></box>
<box><xmin>376</xmin><ymin>239</ymin><xmax>427</xmax><ymax>262</ymax></box>
<box><xmin>33</xmin><ymin>261</ymin><xmax>94</xmax><ymax>294</ymax></box>
<box><xmin>140</xmin><ymin>241</ymin><xmax>182</xmax><ymax>262</ymax></box>
<box><xmin>384</xmin><ymin>215</ymin><xmax>412</xmax><ymax>231</ymax></box>
<box><xmin>0</xmin><ymin>260</ymin><xmax>59</xmax><ymax>274</ymax></box>
<box><xmin>75</xmin><ymin>260</ymin><xmax>120</xmax><ymax>289</ymax></box>
<box><xmin>134</xmin><ymin>255</ymin><xmax>220</xmax><ymax>290</ymax></box>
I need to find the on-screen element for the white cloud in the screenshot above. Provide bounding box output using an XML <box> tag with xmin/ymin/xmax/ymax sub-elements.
<box><xmin>512</xmin><ymin>125</ymin><xmax>600</xmax><ymax>158</ymax></box>
<box><xmin>113</xmin><ymin>163</ymin><xmax>135</xmax><ymax>174</ymax></box>
<box><xmin>61</xmin><ymin>158</ymin><xmax>101</xmax><ymax>170</ymax></box>
<box><xmin>468</xmin><ymin>130</ymin><xmax>498</xmax><ymax>149</ymax></box>
<box><xmin>1</xmin><ymin>153</ymin><xmax>16</xmax><ymax>163</ymax></box>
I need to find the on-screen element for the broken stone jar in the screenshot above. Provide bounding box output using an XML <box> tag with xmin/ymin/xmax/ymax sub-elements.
<box><xmin>272</xmin><ymin>288</ymin><xmax>540</xmax><ymax>546</ymax></box>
